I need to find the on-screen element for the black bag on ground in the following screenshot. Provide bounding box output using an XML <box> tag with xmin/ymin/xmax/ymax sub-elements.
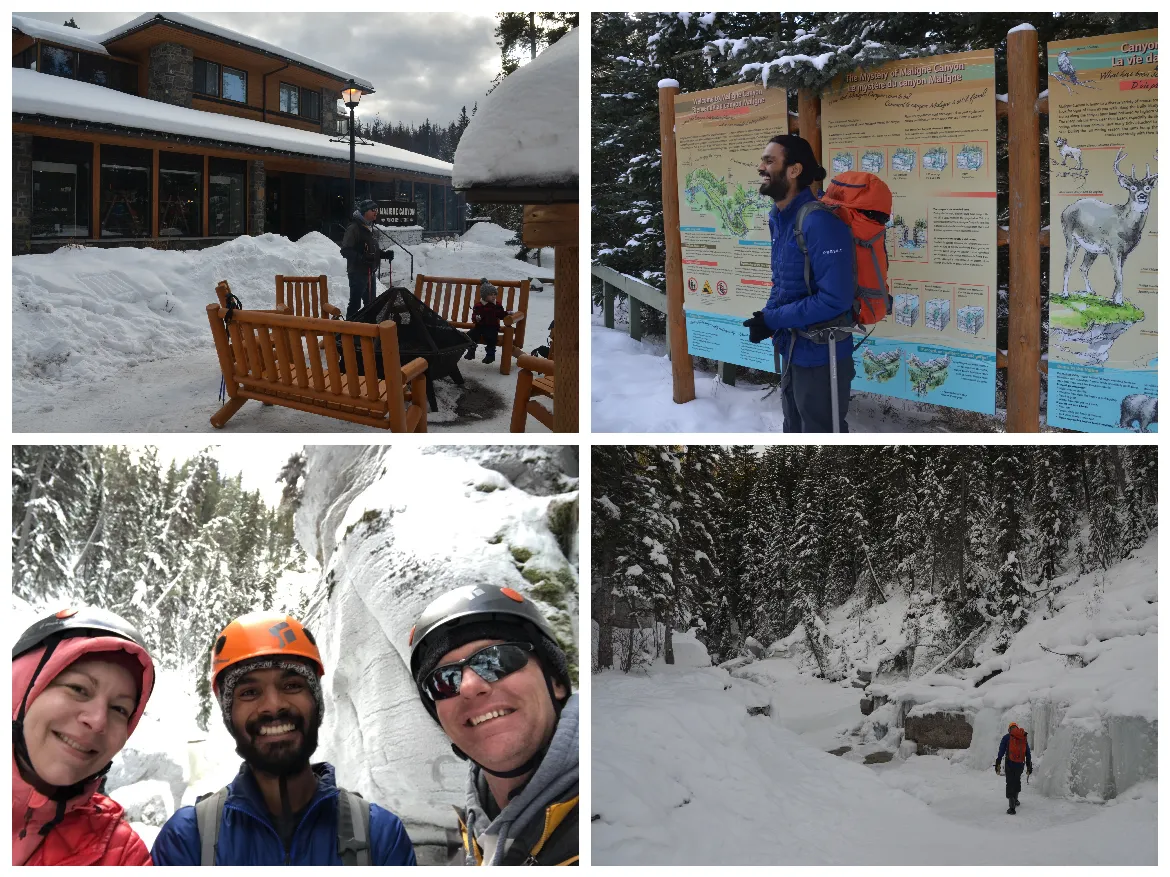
<box><xmin>338</xmin><ymin>287</ymin><xmax>472</xmax><ymax>382</ymax></box>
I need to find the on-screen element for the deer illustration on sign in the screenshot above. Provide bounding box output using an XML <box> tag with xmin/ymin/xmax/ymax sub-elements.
<box><xmin>1059</xmin><ymin>149</ymin><xmax>1157</xmax><ymax>304</ymax></box>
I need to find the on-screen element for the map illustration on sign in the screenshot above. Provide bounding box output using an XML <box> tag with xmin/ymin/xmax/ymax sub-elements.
<box><xmin>683</xmin><ymin>168</ymin><xmax>770</xmax><ymax>237</ymax></box>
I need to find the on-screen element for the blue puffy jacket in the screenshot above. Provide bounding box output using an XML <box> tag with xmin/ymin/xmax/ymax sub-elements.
<box><xmin>760</xmin><ymin>186</ymin><xmax>856</xmax><ymax>368</ymax></box>
<box><xmin>996</xmin><ymin>733</ymin><xmax>1033</xmax><ymax>770</ymax></box>
<box><xmin>150</xmin><ymin>762</ymin><xmax>416</xmax><ymax>866</ymax></box>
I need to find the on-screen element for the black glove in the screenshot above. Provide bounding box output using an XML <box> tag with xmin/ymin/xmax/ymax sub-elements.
<box><xmin>994</xmin><ymin>762</ymin><xmax>1001</xmax><ymax>776</ymax></box>
<box><xmin>743</xmin><ymin>311</ymin><xmax>771</xmax><ymax>344</ymax></box>
<box><xmin>1026</xmin><ymin>766</ymin><xmax>1032</xmax><ymax>776</ymax></box>
<box><xmin>379</xmin><ymin>249</ymin><xmax>394</xmax><ymax>262</ymax></box>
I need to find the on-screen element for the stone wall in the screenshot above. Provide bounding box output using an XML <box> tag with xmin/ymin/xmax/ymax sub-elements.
<box><xmin>248</xmin><ymin>160</ymin><xmax>265</xmax><ymax>236</ymax></box>
<box><xmin>13</xmin><ymin>133</ymin><xmax>33</xmax><ymax>255</ymax></box>
<box><xmin>321</xmin><ymin>89</ymin><xmax>343</xmax><ymax>136</ymax></box>
<box><xmin>147</xmin><ymin>43</ymin><xmax>193</xmax><ymax>108</ymax></box>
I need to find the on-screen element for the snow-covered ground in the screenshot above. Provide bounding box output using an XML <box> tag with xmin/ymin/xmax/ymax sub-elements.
<box><xmin>593</xmin><ymin>536</ymin><xmax>1157</xmax><ymax>864</ymax></box>
<box><xmin>13</xmin><ymin>225</ymin><xmax>553</xmax><ymax>432</ymax></box>
<box><xmin>592</xmin><ymin>318</ymin><xmax>989</xmax><ymax>432</ymax></box>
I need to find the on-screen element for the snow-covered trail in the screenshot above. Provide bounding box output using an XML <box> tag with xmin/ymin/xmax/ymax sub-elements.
<box><xmin>592</xmin><ymin>661</ymin><xmax>1156</xmax><ymax>865</ymax></box>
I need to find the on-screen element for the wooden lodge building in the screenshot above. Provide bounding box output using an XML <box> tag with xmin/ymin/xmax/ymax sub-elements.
<box><xmin>12</xmin><ymin>12</ymin><xmax>463</xmax><ymax>254</ymax></box>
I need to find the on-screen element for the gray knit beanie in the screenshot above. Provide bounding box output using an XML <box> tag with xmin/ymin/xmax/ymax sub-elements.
<box><xmin>217</xmin><ymin>656</ymin><xmax>324</xmax><ymax>735</ymax></box>
<box><xmin>478</xmin><ymin>279</ymin><xmax>498</xmax><ymax>300</ymax></box>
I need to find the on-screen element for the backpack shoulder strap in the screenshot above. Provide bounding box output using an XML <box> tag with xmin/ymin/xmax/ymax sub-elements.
<box><xmin>194</xmin><ymin>787</ymin><xmax>229</xmax><ymax>867</ymax></box>
<box><xmin>336</xmin><ymin>788</ymin><xmax>370</xmax><ymax>866</ymax></box>
<box><xmin>792</xmin><ymin>199</ymin><xmax>835</xmax><ymax>296</ymax></box>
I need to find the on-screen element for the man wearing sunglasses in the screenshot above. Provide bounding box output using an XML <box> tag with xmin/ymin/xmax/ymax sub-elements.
<box><xmin>410</xmin><ymin>585</ymin><xmax>578</xmax><ymax>866</ymax></box>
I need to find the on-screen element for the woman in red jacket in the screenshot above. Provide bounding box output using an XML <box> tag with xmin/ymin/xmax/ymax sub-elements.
<box><xmin>12</xmin><ymin>607</ymin><xmax>157</xmax><ymax>866</ymax></box>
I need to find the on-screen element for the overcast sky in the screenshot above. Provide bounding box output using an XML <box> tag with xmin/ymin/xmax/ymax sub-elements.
<box><xmin>19</xmin><ymin>11</ymin><xmax>503</xmax><ymax>126</ymax></box>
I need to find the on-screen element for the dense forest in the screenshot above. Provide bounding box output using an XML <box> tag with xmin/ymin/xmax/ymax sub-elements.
<box><xmin>592</xmin><ymin>446</ymin><xmax>1156</xmax><ymax>674</ymax></box>
<box><xmin>591</xmin><ymin>11</ymin><xmax>1158</xmax><ymax>354</ymax></box>
<box><xmin>12</xmin><ymin>446</ymin><xmax>308</xmax><ymax>727</ymax></box>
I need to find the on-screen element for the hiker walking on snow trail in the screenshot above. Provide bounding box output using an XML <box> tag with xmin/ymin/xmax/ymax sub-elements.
<box><xmin>410</xmin><ymin>585</ymin><xmax>578</xmax><ymax>866</ymax></box>
<box><xmin>12</xmin><ymin>607</ymin><xmax>157</xmax><ymax>866</ymax></box>
<box><xmin>150</xmin><ymin>612</ymin><xmax>416</xmax><ymax>866</ymax></box>
<box><xmin>995</xmin><ymin>721</ymin><xmax>1033</xmax><ymax>815</ymax></box>
<box><xmin>340</xmin><ymin>200</ymin><xmax>392</xmax><ymax>320</ymax></box>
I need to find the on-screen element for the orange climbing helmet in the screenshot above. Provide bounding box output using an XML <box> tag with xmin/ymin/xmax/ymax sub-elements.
<box><xmin>210</xmin><ymin>611</ymin><xmax>324</xmax><ymax>695</ymax></box>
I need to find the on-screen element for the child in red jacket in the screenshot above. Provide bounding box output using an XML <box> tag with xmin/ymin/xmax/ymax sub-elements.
<box><xmin>463</xmin><ymin>279</ymin><xmax>510</xmax><ymax>365</ymax></box>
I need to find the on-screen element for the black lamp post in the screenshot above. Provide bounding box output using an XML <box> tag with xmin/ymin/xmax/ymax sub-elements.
<box><xmin>342</xmin><ymin>81</ymin><xmax>364</xmax><ymax>211</ymax></box>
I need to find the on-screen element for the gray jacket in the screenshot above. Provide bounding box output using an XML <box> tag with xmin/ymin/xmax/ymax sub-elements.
<box><xmin>461</xmin><ymin>693</ymin><xmax>579</xmax><ymax>865</ymax></box>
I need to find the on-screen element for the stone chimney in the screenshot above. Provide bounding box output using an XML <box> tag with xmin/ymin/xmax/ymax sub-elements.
<box><xmin>147</xmin><ymin>43</ymin><xmax>194</xmax><ymax>108</ymax></box>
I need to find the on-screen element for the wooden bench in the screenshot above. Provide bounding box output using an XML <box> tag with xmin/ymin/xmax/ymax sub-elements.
<box><xmin>414</xmin><ymin>274</ymin><xmax>529</xmax><ymax>375</ymax></box>
<box><xmin>509</xmin><ymin>353</ymin><xmax>554</xmax><ymax>432</ymax></box>
<box><xmin>277</xmin><ymin>274</ymin><xmax>340</xmax><ymax>319</ymax></box>
<box><xmin>206</xmin><ymin>301</ymin><xmax>428</xmax><ymax>431</ymax></box>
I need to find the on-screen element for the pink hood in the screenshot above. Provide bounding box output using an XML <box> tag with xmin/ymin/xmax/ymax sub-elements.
<box><xmin>12</xmin><ymin>636</ymin><xmax>155</xmax><ymax>864</ymax></box>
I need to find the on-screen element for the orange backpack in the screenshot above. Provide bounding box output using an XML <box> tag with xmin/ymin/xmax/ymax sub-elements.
<box><xmin>1007</xmin><ymin>726</ymin><xmax>1028</xmax><ymax>763</ymax></box>
<box><xmin>793</xmin><ymin>171</ymin><xmax>893</xmax><ymax>326</ymax></box>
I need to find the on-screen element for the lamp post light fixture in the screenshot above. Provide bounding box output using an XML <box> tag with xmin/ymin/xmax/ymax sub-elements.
<box><xmin>342</xmin><ymin>81</ymin><xmax>363</xmax><ymax>211</ymax></box>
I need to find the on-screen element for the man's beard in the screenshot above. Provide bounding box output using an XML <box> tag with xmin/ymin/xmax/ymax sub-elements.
<box><xmin>234</xmin><ymin>710</ymin><xmax>319</xmax><ymax>777</ymax></box>
<box><xmin>759</xmin><ymin>169</ymin><xmax>791</xmax><ymax>201</ymax></box>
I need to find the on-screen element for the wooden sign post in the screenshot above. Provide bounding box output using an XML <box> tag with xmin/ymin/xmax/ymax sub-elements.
<box><xmin>658</xmin><ymin>79</ymin><xmax>697</xmax><ymax>404</ymax></box>
<box><xmin>1005</xmin><ymin>25</ymin><xmax>1042</xmax><ymax>432</ymax></box>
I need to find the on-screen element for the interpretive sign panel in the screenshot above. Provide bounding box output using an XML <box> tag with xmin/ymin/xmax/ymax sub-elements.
<box><xmin>821</xmin><ymin>49</ymin><xmax>999</xmax><ymax>414</ymax></box>
<box><xmin>673</xmin><ymin>83</ymin><xmax>787</xmax><ymax>369</ymax></box>
<box><xmin>1046</xmin><ymin>29</ymin><xmax>1157</xmax><ymax>432</ymax></box>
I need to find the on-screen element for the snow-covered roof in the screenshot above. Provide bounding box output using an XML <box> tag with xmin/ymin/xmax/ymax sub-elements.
<box><xmin>453</xmin><ymin>27</ymin><xmax>578</xmax><ymax>190</ymax></box>
<box><xmin>98</xmin><ymin>13</ymin><xmax>374</xmax><ymax>91</ymax></box>
<box><xmin>13</xmin><ymin>69</ymin><xmax>451</xmax><ymax>178</ymax></box>
<box><xmin>12</xmin><ymin>14</ymin><xmax>109</xmax><ymax>55</ymax></box>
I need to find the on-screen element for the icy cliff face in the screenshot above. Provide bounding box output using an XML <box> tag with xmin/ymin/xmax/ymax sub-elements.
<box><xmin>296</xmin><ymin>446</ymin><xmax>578</xmax><ymax>863</ymax></box>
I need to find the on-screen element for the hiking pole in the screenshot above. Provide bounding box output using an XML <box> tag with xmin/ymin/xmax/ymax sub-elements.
<box><xmin>827</xmin><ymin>329</ymin><xmax>841</xmax><ymax>434</ymax></box>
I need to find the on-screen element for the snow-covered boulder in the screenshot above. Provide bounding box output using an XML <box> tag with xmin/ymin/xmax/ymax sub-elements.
<box><xmin>296</xmin><ymin>446</ymin><xmax>578</xmax><ymax>864</ymax></box>
<box><xmin>744</xmin><ymin>636</ymin><xmax>766</xmax><ymax>658</ymax></box>
<box><xmin>106</xmin><ymin>747</ymin><xmax>188</xmax><ymax>812</ymax></box>
<box><xmin>108</xmin><ymin>780</ymin><xmax>174</xmax><ymax>827</ymax></box>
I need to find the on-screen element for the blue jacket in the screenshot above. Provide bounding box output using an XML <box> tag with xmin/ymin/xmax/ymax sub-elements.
<box><xmin>151</xmin><ymin>762</ymin><xmax>416</xmax><ymax>866</ymax></box>
<box><xmin>996</xmin><ymin>733</ymin><xmax>1033</xmax><ymax>770</ymax></box>
<box><xmin>761</xmin><ymin>186</ymin><xmax>856</xmax><ymax>367</ymax></box>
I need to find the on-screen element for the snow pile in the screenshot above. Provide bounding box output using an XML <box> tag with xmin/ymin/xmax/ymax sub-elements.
<box><xmin>295</xmin><ymin>446</ymin><xmax>578</xmax><ymax>864</ymax></box>
<box><xmin>591</xmin><ymin>321</ymin><xmax>950</xmax><ymax>433</ymax></box>
<box><xmin>454</xmin><ymin>29</ymin><xmax>578</xmax><ymax>188</ymax></box>
<box><xmin>593</xmin><ymin>641</ymin><xmax>1156</xmax><ymax>864</ymax></box>
<box><xmin>780</xmin><ymin>532</ymin><xmax>1158</xmax><ymax>802</ymax></box>
<box><xmin>13</xmin><ymin>70</ymin><xmax>445</xmax><ymax>176</ymax></box>
<box><xmin>108</xmin><ymin>780</ymin><xmax>174</xmax><ymax>827</ymax></box>
<box><xmin>13</xmin><ymin>228</ymin><xmax>553</xmax><ymax>431</ymax></box>
<box><xmin>12</xmin><ymin>15</ymin><xmax>109</xmax><ymax>54</ymax></box>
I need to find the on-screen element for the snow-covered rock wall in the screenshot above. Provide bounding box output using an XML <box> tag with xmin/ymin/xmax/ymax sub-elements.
<box><xmin>296</xmin><ymin>446</ymin><xmax>578</xmax><ymax>863</ymax></box>
<box><xmin>785</xmin><ymin>532</ymin><xmax>1158</xmax><ymax>802</ymax></box>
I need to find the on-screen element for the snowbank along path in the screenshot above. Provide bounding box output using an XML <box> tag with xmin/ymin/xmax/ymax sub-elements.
<box><xmin>13</xmin><ymin>227</ymin><xmax>552</xmax><ymax>432</ymax></box>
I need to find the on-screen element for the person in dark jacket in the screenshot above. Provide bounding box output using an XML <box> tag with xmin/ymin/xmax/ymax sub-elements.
<box><xmin>463</xmin><ymin>280</ymin><xmax>510</xmax><ymax>365</ymax></box>
<box><xmin>994</xmin><ymin>721</ymin><xmax>1033</xmax><ymax>814</ymax></box>
<box><xmin>410</xmin><ymin>586</ymin><xmax>578</xmax><ymax>866</ymax></box>
<box><xmin>339</xmin><ymin>200</ymin><xmax>391</xmax><ymax>320</ymax></box>
<box><xmin>743</xmin><ymin>134</ymin><xmax>856</xmax><ymax>432</ymax></box>
<box><xmin>151</xmin><ymin>612</ymin><xmax>415</xmax><ymax>866</ymax></box>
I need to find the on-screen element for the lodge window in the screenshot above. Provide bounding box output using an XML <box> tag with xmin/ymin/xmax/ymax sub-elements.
<box><xmin>40</xmin><ymin>45</ymin><xmax>77</xmax><ymax>78</ymax></box>
<box><xmin>279</xmin><ymin>82</ymin><xmax>299</xmax><ymax>115</ymax></box>
<box><xmin>194</xmin><ymin>59</ymin><xmax>247</xmax><ymax>103</ymax></box>
<box><xmin>429</xmin><ymin>184</ymin><xmax>444</xmax><ymax>231</ymax></box>
<box><xmin>159</xmin><ymin>152</ymin><xmax>202</xmax><ymax>237</ymax></box>
<box><xmin>31</xmin><ymin>136</ymin><xmax>92</xmax><ymax>239</ymax></box>
<box><xmin>300</xmin><ymin>87</ymin><xmax>321</xmax><ymax>122</ymax></box>
<box><xmin>100</xmin><ymin>145</ymin><xmax>152</xmax><ymax>239</ymax></box>
<box><xmin>395</xmin><ymin>180</ymin><xmax>411</xmax><ymax>201</ymax></box>
<box><xmin>209</xmin><ymin>158</ymin><xmax>247</xmax><ymax>235</ymax></box>
<box><xmin>13</xmin><ymin>45</ymin><xmax>37</xmax><ymax>69</ymax></box>
<box><xmin>446</xmin><ymin>186</ymin><xmax>462</xmax><ymax>232</ymax></box>
<box><xmin>78</xmin><ymin>54</ymin><xmax>137</xmax><ymax>94</ymax></box>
